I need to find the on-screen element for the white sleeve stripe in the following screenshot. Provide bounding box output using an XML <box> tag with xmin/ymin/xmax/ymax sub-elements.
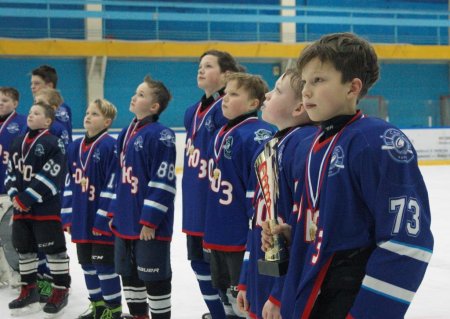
<box><xmin>25</xmin><ymin>188</ymin><xmax>43</xmax><ymax>202</ymax></box>
<box><xmin>35</xmin><ymin>174</ymin><xmax>57</xmax><ymax>195</ymax></box>
<box><xmin>97</xmin><ymin>209</ymin><xmax>108</xmax><ymax>217</ymax></box>
<box><xmin>195</xmin><ymin>274</ymin><xmax>212</xmax><ymax>281</ymax></box>
<box><xmin>148</xmin><ymin>181</ymin><xmax>176</xmax><ymax>195</ymax></box>
<box><xmin>244</xmin><ymin>251</ymin><xmax>250</xmax><ymax>261</ymax></box>
<box><xmin>61</xmin><ymin>208</ymin><xmax>72</xmax><ymax>214</ymax></box>
<box><xmin>144</xmin><ymin>200</ymin><xmax>168</xmax><ymax>213</ymax></box>
<box><xmin>4</xmin><ymin>175</ymin><xmax>16</xmax><ymax>183</ymax></box>
<box><xmin>362</xmin><ymin>275</ymin><xmax>414</xmax><ymax>304</ymax></box>
<box><xmin>246</xmin><ymin>191</ymin><xmax>255</xmax><ymax>198</ymax></box>
<box><xmin>100</xmin><ymin>191</ymin><xmax>116</xmax><ymax>199</ymax></box>
<box><xmin>63</xmin><ymin>190</ymin><xmax>73</xmax><ymax>197</ymax></box>
<box><xmin>203</xmin><ymin>294</ymin><xmax>221</xmax><ymax>301</ymax></box>
<box><xmin>7</xmin><ymin>188</ymin><xmax>18</xmax><ymax>196</ymax></box>
<box><xmin>379</xmin><ymin>240</ymin><xmax>432</xmax><ymax>263</ymax></box>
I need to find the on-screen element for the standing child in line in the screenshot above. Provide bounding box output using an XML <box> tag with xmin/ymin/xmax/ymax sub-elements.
<box><xmin>35</xmin><ymin>88</ymin><xmax>71</xmax><ymax>147</ymax></box>
<box><xmin>61</xmin><ymin>99</ymin><xmax>122</xmax><ymax>319</ymax></box>
<box><xmin>0</xmin><ymin>87</ymin><xmax>27</xmax><ymax>288</ymax></box>
<box><xmin>236</xmin><ymin>69</ymin><xmax>316</xmax><ymax>319</ymax></box>
<box><xmin>94</xmin><ymin>76</ymin><xmax>176</xmax><ymax>319</ymax></box>
<box><xmin>182</xmin><ymin>50</ymin><xmax>241</xmax><ymax>319</ymax></box>
<box><xmin>262</xmin><ymin>32</ymin><xmax>434</xmax><ymax>319</ymax></box>
<box><xmin>203</xmin><ymin>72</ymin><xmax>274</xmax><ymax>318</ymax></box>
<box><xmin>5</xmin><ymin>101</ymin><xmax>70</xmax><ymax>317</ymax></box>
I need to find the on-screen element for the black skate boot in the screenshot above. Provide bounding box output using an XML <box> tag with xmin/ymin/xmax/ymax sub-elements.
<box><xmin>79</xmin><ymin>299</ymin><xmax>106</xmax><ymax>319</ymax></box>
<box><xmin>43</xmin><ymin>286</ymin><xmax>69</xmax><ymax>317</ymax></box>
<box><xmin>8</xmin><ymin>283</ymin><xmax>41</xmax><ymax>316</ymax></box>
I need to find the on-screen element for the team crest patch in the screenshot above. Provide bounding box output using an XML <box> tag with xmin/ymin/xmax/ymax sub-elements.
<box><xmin>56</xmin><ymin>108</ymin><xmax>70</xmax><ymax>122</ymax></box>
<box><xmin>204</xmin><ymin>116</ymin><xmax>215</xmax><ymax>132</ymax></box>
<box><xmin>134</xmin><ymin>136</ymin><xmax>144</xmax><ymax>151</ymax></box>
<box><xmin>223</xmin><ymin>136</ymin><xmax>233</xmax><ymax>159</ymax></box>
<box><xmin>380</xmin><ymin>128</ymin><xmax>414</xmax><ymax>163</ymax></box>
<box><xmin>7</xmin><ymin>122</ymin><xmax>20</xmax><ymax>134</ymax></box>
<box><xmin>61</xmin><ymin>130</ymin><xmax>69</xmax><ymax>145</ymax></box>
<box><xmin>328</xmin><ymin>146</ymin><xmax>345</xmax><ymax>176</ymax></box>
<box><xmin>254</xmin><ymin>129</ymin><xmax>272</xmax><ymax>144</ymax></box>
<box><xmin>93</xmin><ymin>148</ymin><xmax>101</xmax><ymax>162</ymax></box>
<box><xmin>159</xmin><ymin>129</ymin><xmax>175</xmax><ymax>147</ymax></box>
<box><xmin>58</xmin><ymin>139</ymin><xmax>66</xmax><ymax>154</ymax></box>
<box><xmin>34</xmin><ymin>144</ymin><xmax>45</xmax><ymax>157</ymax></box>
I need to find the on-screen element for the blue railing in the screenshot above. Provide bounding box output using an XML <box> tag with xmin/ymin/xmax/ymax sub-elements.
<box><xmin>0</xmin><ymin>0</ymin><xmax>448</xmax><ymax>44</ymax></box>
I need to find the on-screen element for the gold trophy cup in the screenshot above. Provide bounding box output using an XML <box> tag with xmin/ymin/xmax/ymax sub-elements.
<box><xmin>255</xmin><ymin>138</ymin><xmax>289</xmax><ymax>277</ymax></box>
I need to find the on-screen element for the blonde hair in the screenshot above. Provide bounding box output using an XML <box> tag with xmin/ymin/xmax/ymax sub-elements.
<box><xmin>91</xmin><ymin>98</ymin><xmax>117</xmax><ymax>122</ymax></box>
<box><xmin>35</xmin><ymin>88</ymin><xmax>63</xmax><ymax>110</ymax></box>
<box><xmin>225</xmin><ymin>72</ymin><xmax>269</xmax><ymax>109</ymax></box>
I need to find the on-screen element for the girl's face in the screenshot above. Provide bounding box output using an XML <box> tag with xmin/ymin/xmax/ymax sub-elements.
<box><xmin>84</xmin><ymin>103</ymin><xmax>111</xmax><ymax>136</ymax></box>
<box><xmin>197</xmin><ymin>54</ymin><xmax>226</xmax><ymax>97</ymax></box>
<box><xmin>27</xmin><ymin>104</ymin><xmax>51</xmax><ymax>130</ymax></box>
<box><xmin>0</xmin><ymin>93</ymin><xmax>18</xmax><ymax>116</ymax></box>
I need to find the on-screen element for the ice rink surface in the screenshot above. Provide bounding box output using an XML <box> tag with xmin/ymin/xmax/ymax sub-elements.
<box><xmin>1</xmin><ymin>165</ymin><xmax>449</xmax><ymax>318</ymax></box>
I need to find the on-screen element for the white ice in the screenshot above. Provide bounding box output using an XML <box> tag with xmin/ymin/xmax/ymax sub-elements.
<box><xmin>0</xmin><ymin>165</ymin><xmax>449</xmax><ymax>318</ymax></box>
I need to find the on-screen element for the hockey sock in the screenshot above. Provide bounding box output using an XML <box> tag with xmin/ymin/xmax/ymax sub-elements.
<box><xmin>37</xmin><ymin>252</ymin><xmax>52</xmax><ymax>281</ymax></box>
<box><xmin>18</xmin><ymin>252</ymin><xmax>38</xmax><ymax>285</ymax></box>
<box><xmin>145</xmin><ymin>277</ymin><xmax>171</xmax><ymax>319</ymax></box>
<box><xmin>81</xmin><ymin>264</ymin><xmax>102</xmax><ymax>301</ymax></box>
<box><xmin>46</xmin><ymin>252</ymin><xmax>70</xmax><ymax>288</ymax></box>
<box><xmin>121</xmin><ymin>275</ymin><xmax>148</xmax><ymax>316</ymax></box>
<box><xmin>191</xmin><ymin>260</ymin><xmax>226</xmax><ymax>319</ymax></box>
<box><xmin>95</xmin><ymin>263</ymin><xmax>122</xmax><ymax>306</ymax></box>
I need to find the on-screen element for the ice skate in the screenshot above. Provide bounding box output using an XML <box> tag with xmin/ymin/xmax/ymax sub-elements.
<box><xmin>78</xmin><ymin>299</ymin><xmax>106</xmax><ymax>319</ymax></box>
<box><xmin>42</xmin><ymin>286</ymin><xmax>69</xmax><ymax>318</ymax></box>
<box><xmin>8</xmin><ymin>283</ymin><xmax>41</xmax><ymax>317</ymax></box>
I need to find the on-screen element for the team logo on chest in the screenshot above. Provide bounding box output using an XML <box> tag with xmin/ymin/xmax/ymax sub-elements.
<box><xmin>7</xmin><ymin>122</ymin><xmax>20</xmax><ymax>134</ymax></box>
<box><xmin>34</xmin><ymin>144</ymin><xmax>45</xmax><ymax>157</ymax></box>
<box><xmin>134</xmin><ymin>136</ymin><xmax>144</xmax><ymax>151</ymax></box>
<box><xmin>381</xmin><ymin>128</ymin><xmax>414</xmax><ymax>163</ymax></box>
<box><xmin>223</xmin><ymin>136</ymin><xmax>233</xmax><ymax>159</ymax></box>
<box><xmin>328</xmin><ymin>145</ymin><xmax>345</xmax><ymax>176</ymax></box>
<box><xmin>204</xmin><ymin>116</ymin><xmax>215</xmax><ymax>132</ymax></box>
<box><xmin>159</xmin><ymin>129</ymin><xmax>175</xmax><ymax>147</ymax></box>
<box><xmin>254</xmin><ymin>129</ymin><xmax>272</xmax><ymax>144</ymax></box>
<box><xmin>56</xmin><ymin>108</ymin><xmax>70</xmax><ymax>122</ymax></box>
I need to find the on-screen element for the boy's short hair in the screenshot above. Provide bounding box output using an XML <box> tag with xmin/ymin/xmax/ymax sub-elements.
<box><xmin>31</xmin><ymin>65</ymin><xmax>58</xmax><ymax>88</ymax></box>
<box><xmin>0</xmin><ymin>87</ymin><xmax>20</xmax><ymax>102</ymax></box>
<box><xmin>143</xmin><ymin>75</ymin><xmax>172</xmax><ymax>115</ymax></box>
<box><xmin>91</xmin><ymin>98</ymin><xmax>117</xmax><ymax>122</ymax></box>
<box><xmin>297</xmin><ymin>32</ymin><xmax>379</xmax><ymax>100</ymax></box>
<box><xmin>282</xmin><ymin>68</ymin><xmax>303</xmax><ymax>100</ymax></box>
<box><xmin>35</xmin><ymin>88</ymin><xmax>63</xmax><ymax>110</ymax></box>
<box><xmin>34</xmin><ymin>101</ymin><xmax>55</xmax><ymax>124</ymax></box>
<box><xmin>200</xmin><ymin>50</ymin><xmax>241</xmax><ymax>73</ymax></box>
<box><xmin>226</xmin><ymin>72</ymin><xmax>269</xmax><ymax>108</ymax></box>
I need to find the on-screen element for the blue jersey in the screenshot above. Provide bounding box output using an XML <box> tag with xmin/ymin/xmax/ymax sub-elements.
<box><xmin>281</xmin><ymin>112</ymin><xmax>433</xmax><ymax>319</ymax></box>
<box><xmin>98</xmin><ymin>119</ymin><xmax>176</xmax><ymax>241</ymax></box>
<box><xmin>203</xmin><ymin>116</ymin><xmax>274</xmax><ymax>252</ymax></box>
<box><xmin>182</xmin><ymin>97</ymin><xmax>227</xmax><ymax>236</ymax></box>
<box><xmin>55</xmin><ymin>102</ymin><xmax>72</xmax><ymax>144</ymax></box>
<box><xmin>0</xmin><ymin>111</ymin><xmax>27</xmax><ymax>194</ymax></box>
<box><xmin>50</xmin><ymin>120</ymin><xmax>70</xmax><ymax>148</ymax></box>
<box><xmin>61</xmin><ymin>133</ymin><xmax>117</xmax><ymax>245</ymax></box>
<box><xmin>238</xmin><ymin>125</ymin><xmax>317</xmax><ymax>319</ymax></box>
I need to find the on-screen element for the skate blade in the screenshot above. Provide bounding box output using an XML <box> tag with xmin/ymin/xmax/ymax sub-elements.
<box><xmin>10</xmin><ymin>302</ymin><xmax>41</xmax><ymax>317</ymax></box>
<box><xmin>43</xmin><ymin>309</ymin><xmax>65</xmax><ymax>319</ymax></box>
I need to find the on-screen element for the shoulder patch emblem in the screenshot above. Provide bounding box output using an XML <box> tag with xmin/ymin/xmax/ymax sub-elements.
<box><xmin>93</xmin><ymin>148</ymin><xmax>101</xmax><ymax>162</ymax></box>
<box><xmin>35</xmin><ymin>144</ymin><xmax>45</xmax><ymax>157</ymax></box>
<box><xmin>380</xmin><ymin>128</ymin><xmax>414</xmax><ymax>163</ymax></box>
<box><xmin>254</xmin><ymin>129</ymin><xmax>272</xmax><ymax>144</ymax></box>
<box><xmin>56</xmin><ymin>108</ymin><xmax>70</xmax><ymax>122</ymax></box>
<box><xmin>204</xmin><ymin>116</ymin><xmax>215</xmax><ymax>132</ymax></box>
<box><xmin>58</xmin><ymin>139</ymin><xmax>66</xmax><ymax>154</ymax></box>
<box><xmin>223</xmin><ymin>136</ymin><xmax>234</xmax><ymax>159</ymax></box>
<box><xmin>328</xmin><ymin>145</ymin><xmax>345</xmax><ymax>176</ymax></box>
<box><xmin>7</xmin><ymin>122</ymin><xmax>20</xmax><ymax>134</ymax></box>
<box><xmin>134</xmin><ymin>136</ymin><xmax>144</xmax><ymax>151</ymax></box>
<box><xmin>159</xmin><ymin>129</ymin><xmax>175</xmax><ymax>147</ymax></box>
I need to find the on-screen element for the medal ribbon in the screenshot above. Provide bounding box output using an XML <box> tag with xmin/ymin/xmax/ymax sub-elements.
<box><xmin>120</xmin><ymin>119</ymin><xmax>140</xmax><ymax>167</ymax></box>
<box><xmin>190</xmin><ymin>97</ymin><xmax>223</xmax><ymax>142</ymax></box>
<box><xmin>0</xmin><ymin>111</ymin><xmax>17</xmax><ymax>136</ymax></box>
<box><xmin>79</xmin><ymin>131</ymin><xmax>109</xmax><ymax>175</ymax></box>
<box><xmin>21</xmin><ymin>129</ymin><xmax>49</xmax><ymax>162</ymax></box>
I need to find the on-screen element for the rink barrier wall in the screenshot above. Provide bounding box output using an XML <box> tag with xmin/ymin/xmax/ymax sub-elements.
<box><xmin>73</xmin><ymin>128</ymin><xmax>450</xmax><ymax>169</ymax></box>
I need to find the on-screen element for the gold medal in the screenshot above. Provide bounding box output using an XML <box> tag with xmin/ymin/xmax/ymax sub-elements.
<box><xmin>188</xmin><ymin>145</ymin><xmax>194</xmax><ymax>155</ymax></box>
<box><xmin>80</xmin><ymin>177</ymin><xmax>87</xmax><ymax>189</ymax></box>
<box><xmin>309</xmin><ymin>222</ymin><xmax>318</xmax><ymax>241</ymax></box>
<box><xmin>213</xmin><ymin>168</ymin><xmax>220</xmax><ymax>180</ymax></box>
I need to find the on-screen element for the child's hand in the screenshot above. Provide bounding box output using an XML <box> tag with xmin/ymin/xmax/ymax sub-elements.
<box><xmin>262</xmin><ymin>299</ymin><xmax>282</xmax><ymax>319</ymax></box>
<box><xmin>140</xmin><ymin>225</ymin><xmax>155</xmax><ymax>241</ymax></box>
<box><xmin>65</xmin><ymin>226</ymin><xmax>71</xmax><ymax>234</ymax></box>
<box><xmin>92</xmin><ymin>230</ymin><xmax>102</xmax><ymax>236</ymax></box>
<box><xmin>237</xmin><ymin>290</ymin><xmax>249</xmax><ymax>314</ymax></box>
<box><xmin>12</xmin><ymin>197</ymin><xmax>28</xmax><ymax>212</ymax></box>
<box><xmin>261</xmin><ymin>221</ymin><xmax>292</xmax><ymax>252</ymax></box>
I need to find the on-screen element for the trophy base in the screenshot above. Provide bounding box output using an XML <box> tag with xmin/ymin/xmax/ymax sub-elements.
<box><xmin>257</xmin><ymin>258</ymin><xmax>288</xmax><ymax>277</ymax></box>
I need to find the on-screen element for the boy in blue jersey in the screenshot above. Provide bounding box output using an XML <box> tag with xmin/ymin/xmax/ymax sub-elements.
<box><xmin>95</xmin><ymin>76</ymin><xmax>176</xmax><ymax>319</ymax></box>
<box><xmin>236</xmin><ymin>70</ymin><xmax>316</xmax><ymax>319</ymax></box>
<box><xmin>203</xmin><ymin>72</ymin><xmax>274</xmax><ymax>318</ymax></box>
<box><xmin>31</xmin><ymin>65</ymin><xmax>72</xmax><ymax>144</ymax></box>
<box><xmin>182</xmin><ymin>50</ymin><xmax>241</xmax><ymax>319</ymax></box>
<box><xmin>5</xmin><ymin>101</ymin><xmax>70</xmax><ymax>317</ymax></box>
<box><xmin>0</xmin><ymin>87</ymin><xmax>27</xmax><ymax>288</ymax></box>
<box><xmin>262</xmin><ymin>32</ymin><xmax>434</xmax><ymax>319</ymax></box>
<box><xmin>62</xmin><ymin>98</ymin><xmax>122</xmax><ymax>319</ymax></box>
